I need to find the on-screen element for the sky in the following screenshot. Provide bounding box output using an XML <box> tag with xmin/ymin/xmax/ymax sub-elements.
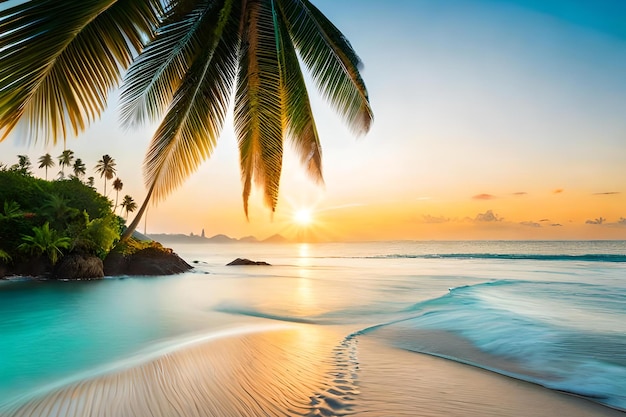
<box><xmin>1</xmin><ymin>0</ymin><xmax>625</xmax><ymax>241</ymax></box>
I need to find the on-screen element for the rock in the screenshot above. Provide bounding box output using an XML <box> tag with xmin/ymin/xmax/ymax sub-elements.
<box><xmin>53</xmin><ymin>253</ymin><xmax>104</xmax><ymax>280</ymax></box>
<box><xmin>5</xmin><ymin>256</ymin><xmax>51</xmax><ymax>279</ymax></box>
<box><xmin>226</xmin><ymin>258</ymin><xmax>271</xmax><ymax>266</ymax></box>
<box><xmin>0</xmin><ymin>263</ymin><xmax>8</xmax><ymax>279</ymax></box>
<box><xmin>104</xmin><ymin>247</ymin><xmax>192</xmax><ymax>276</ymax></box>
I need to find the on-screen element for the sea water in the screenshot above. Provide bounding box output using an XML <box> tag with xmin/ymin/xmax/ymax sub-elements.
<box><xmin>0</xmin><ymin>240</ymin><xmax>624</xmax><ymax>413</ymax></box>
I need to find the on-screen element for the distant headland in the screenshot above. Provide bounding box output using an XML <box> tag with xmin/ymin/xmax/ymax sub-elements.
<box><xmin>148</xmin><ymin>233</ymin><xmax>291</xmax><ymax>244</ymax></box>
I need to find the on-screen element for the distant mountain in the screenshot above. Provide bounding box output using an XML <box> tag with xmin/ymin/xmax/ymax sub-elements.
<box><xmin>207</xmin><ymin>234</ymin><xmax>237</xmax><ymax>243</ymax></box>
<box><xmin>262</xmin><ymin>233</ymin><xmax>290</xmax><ymax>243</ymax></box>
<box><xmin>148</xmin><ymin>233</ymin><xmax>205</xmax><ymax>243</ymax></box>
<box><xmin>238</xmin><ymin>235</ymin><xmax>259</xmax><ymax>243</ymax></box>
<box><xmin>148</xmin><ymin>233</ymin><xmax>290</xmax><ymax>244</ymax></box>
<box><xmin>147</xmin><ymin>233</ymin><xmax>235</xmax><ymax>244</ymax></box>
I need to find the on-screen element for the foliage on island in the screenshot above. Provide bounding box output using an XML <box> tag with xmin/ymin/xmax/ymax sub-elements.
<box><xmin>0</xmin><ymin>168</ymin><xmax>124</xmax><ymax>270</ymax></box>
<box><xmin>0</xmin><ymin>155</ymin><xmax>190</xmax><ymax>279</ymax></box>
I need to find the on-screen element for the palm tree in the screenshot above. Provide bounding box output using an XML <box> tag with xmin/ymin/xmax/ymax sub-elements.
<box><xmin>38</xmin><ymin>153</ymin><xmax>55</xmax><ymax>180</ymax></box>
<box><xmin>58</xmin><ymin>150</ymin><xmax>75</xmax><ymax>177</ymax></box>
<box><xmin>72</xmin><ymin>158</ymin><xmax>87</xmax><ymax>180</ymax></box>
<box><xmin>18</xmin><ymin>222</ymin><xmax>71</xmax><ymax>265</ymax></box>
<box><xmin>94</xmin><ymin>154</ymin><xmax>117</xmax><ymax>196</ymax></box>
<box><xmin>0</xmin><ymin>1</ymin><xmax>373</xmax><ymax>241</ymax></box>
<box><xmin>16</xmin><ymin>155</ymin><xmax>32</xmax><ymax>175</ymax></box>
<box><xmin>120</xmin><ymin>195</ymin><xmax>137</xmax><ymax>220</ymax></box>
<box><xmin>86</xmin><ymin>176</ymin><xmax>95</xmax><ymax>189</ymax></box>
<box><xmin>112</xmin><ymin>178</ymin><xmax>124</xmax><ymax>212</ymax></box>
<box><xmin>41</xmin><ymin>194</ymin><xmax>80</xmax><ymax>230</ymax></box>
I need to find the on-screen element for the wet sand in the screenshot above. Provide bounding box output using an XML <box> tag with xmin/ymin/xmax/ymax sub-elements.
<box><xmin>1</xmin><ymin>326</ymin><xmax>623</xmax><ymax>417</ymax></box>
<box><xmin>355</xmin><ymin>335</ymin><xmax>625</xmax><ymax>416</ymax></box>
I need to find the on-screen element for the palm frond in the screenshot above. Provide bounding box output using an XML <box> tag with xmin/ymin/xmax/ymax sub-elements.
<box><xmin>276</xmin><ymin>0</ymin><xmax>373</xmax><ymax>135</ymax></box>
<box><xmin>0</xmin><ymin>0</ymin><xmax>162</xmax><ymax>144</ymax></box>
<box><xmin>235</xmin><ymin>0</ymin><xmax>284</xmax><ymax>216</ymax></box>
<box><xmin>144</xmin><ymin>0</ymin><xmax>240</xmax><ymax>202</ymax></box>
<box><xmin>275</xmin><ymin>8</ymin><xmax>322</xmax><ymax>183</ymax></box>
<box><xmin>120</xmin><ymin>0</ymin><xmax>222</xmax><ymax>127</ymax></box>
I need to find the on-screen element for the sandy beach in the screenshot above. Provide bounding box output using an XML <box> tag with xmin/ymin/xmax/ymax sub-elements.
<box><xmin>3</xmin><ymin>326</ymin><xmax>623</xmax><ymax>417</ymax></box>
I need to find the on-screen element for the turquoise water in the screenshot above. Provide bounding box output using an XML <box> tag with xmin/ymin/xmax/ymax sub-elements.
<box><xmin>0</xmin><ymin>240</ymin><xmax>625</xmax><ymax>413</ymax></box>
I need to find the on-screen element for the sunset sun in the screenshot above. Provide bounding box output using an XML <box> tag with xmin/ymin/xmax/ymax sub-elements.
<box><xmin>293</xmin><ymin>209</ymin><xmax>313</xmax><ymax>226</ymax></box>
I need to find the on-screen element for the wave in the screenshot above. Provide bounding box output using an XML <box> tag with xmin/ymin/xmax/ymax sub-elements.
<box><xmin>362</xmin><ymin>279</ymin><xmax>626</xmax><ymax>410</ymax></box>
<box><xmin>214</xmin><ymin>303</ymin><xmax>326</xmax><ymax>325</ymax></box>
<box><xmin>360</xmin><ymin>253</ymin><xmax>626</xmax><ymax>262</ymax></box>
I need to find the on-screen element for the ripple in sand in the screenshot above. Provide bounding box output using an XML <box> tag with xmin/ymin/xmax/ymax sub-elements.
<box><xmin>1</xmin><ymin>326</ymin><xmax>362</xmax><ymax>417</ymax></box>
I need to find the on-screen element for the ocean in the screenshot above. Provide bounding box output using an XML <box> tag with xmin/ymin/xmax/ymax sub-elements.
<box><xmin>0</xmin><ymin>240</ymin><xmax>624</xmax><ymax>416</ymax></box>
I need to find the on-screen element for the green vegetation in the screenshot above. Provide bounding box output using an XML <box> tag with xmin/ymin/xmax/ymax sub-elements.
<box><xmin>17</xmin><ymin>222</ymin><xmax>71</xmax><ymax>265</ymax></box>
<box><xmin>0</xmin><ymin>168</ymin><xmax>124</xmax><ymax>269</ymax></box>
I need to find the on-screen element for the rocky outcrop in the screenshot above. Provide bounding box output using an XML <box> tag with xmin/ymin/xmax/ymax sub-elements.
<box><xmin>0</xmin><ymin>256</ymin><xmax>50</xmax><ymax>279</ymax></box>
<box><xmin>53</xmin><ymin>253</ymin><xmax>104</xmax><ymax>280</ymax></box>
<box><xmin>0</xmin><ymin>245</ymin><xmax>191</xmax><ymax>280</ymax></box>
<box><xmin>104</xmin><ymin>247</ymin><xmax>192</xmax><ymax>276</ymax></box>
<box><xmin>226</xmin><ymin>258</ymin><xmax>271</xmax><ymax>266</ymax></box>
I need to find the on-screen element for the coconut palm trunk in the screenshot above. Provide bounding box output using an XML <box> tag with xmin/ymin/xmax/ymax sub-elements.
<box><xmin>121</xmin><ymin>185</ymin><xmax>153</xmax><ymax>240</ymax></box>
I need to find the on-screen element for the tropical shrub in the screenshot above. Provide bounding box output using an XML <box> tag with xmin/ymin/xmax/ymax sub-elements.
<box><xmin>18</xmin><ymin>222</ymin><xmax>71</xmax><ymax>265</ymax></box>
<box><xmin>76</xmin><ymin>213</ymin><xmax>123</xmax><ymax>258</ymax></box>
<box><xmin>0</xmin><ymin>249</ymin><xmax>11</xmax><ymax>263</ymax></box>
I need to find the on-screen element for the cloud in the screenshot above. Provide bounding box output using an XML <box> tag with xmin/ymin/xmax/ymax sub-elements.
<box><xmin>513</xmin><ymin>192</ymin><xmax>527</xmax><ymax>196</ymax></box>
<box><xmin>593</xmin><ymin>192</ymin><xmax>620</xmax><ymax>195</ymax></box>
<box><xmin>550</xmin><ymin>224</ymin><xmax>562</xmax><ymax>227</ymax></box>
<box><xmin>618</xmin><ymin>218</ymin><xmax>626</xmax><ymax>225</ymax></box>
<box><xmin>421</xmin><ymin>214</ymin><xmax>450</xmax><ymax>224</ymax></box>
<box><xmin>585</xmin><ymin>217</ymin><xmax>606</xmax><ymax>225</ymax></box>
<box><xmin>475</xmin><ymin>210</ymin><xmax>502</xmax><ymax>222</ymax></box>
<box><xmin>520</xmin><ymin>221</ymin><xmax>541</xmax><ymax>228</ymax></box>
<box><xmin>553</xmin><ymin>189</ymin><xmax>564</xmax><ymax>194</ymax></box>
<box><xmin>472</xmin><ymin>193</ymin><xmax>495</xmax><ymax>200</ymax></box>
<box><xmin>539</xmin><ymin>219</ymin><xmax>550</xmax><ymax>222</ymax></box>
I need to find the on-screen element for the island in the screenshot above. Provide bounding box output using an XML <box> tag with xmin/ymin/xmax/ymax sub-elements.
<box><xmin>0</xmin><ymin>170</ymin><xmax>190</xmax><ymax>280</ymax></box>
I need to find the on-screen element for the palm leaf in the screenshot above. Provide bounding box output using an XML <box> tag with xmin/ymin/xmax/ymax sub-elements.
<box><xmin>120</xmin><ymin>0</ymin><xmax>221</xmax><ymax>127</ymax></box>
<box><xmin>235</xmin><ymin>0</ymin><xmax>284</xmax><ymax>216</ymax></box>
<box><xmin>275</xmin><ymin>0</ymin><xmax>373</xmax><ymax>134</ymax></box>
<box><xmin>144</xmin><ymin>0</ymin><xmax>240</xmax><ymax>202</ymax></box>
<box><xmin>275</xmin><ymin>8</ymin><xmax>322</xmax><ymax>183</ymax></box>
<box><xmin>0</xmin><ymin>0</ymin><xmax>162</xmax><ymax>144</ymax></box>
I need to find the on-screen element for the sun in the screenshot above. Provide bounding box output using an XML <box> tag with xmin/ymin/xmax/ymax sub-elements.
<box><xmin>293</xmin><ymin>208</ymin><xmax>313</xmax><ymax>226</ymax></box>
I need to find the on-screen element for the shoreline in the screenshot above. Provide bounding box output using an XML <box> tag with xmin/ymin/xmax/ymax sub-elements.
<box><xmin>355</xmin><ymin>336</ymin><xmax>626</xmax><ymax>417</ymax></box>
<box><xmin>2</xmin><ymin>324</ymin><xmax>623</xmax><ymax>417</ymax></box>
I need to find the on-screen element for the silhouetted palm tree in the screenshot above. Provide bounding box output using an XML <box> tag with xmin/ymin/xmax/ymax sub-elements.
<box><xmin>112</xmin><ymin>178</ymin><xmax>123</xmax><ymax>212</ymax></box>
<box><xmin>15</xmin><ymin>155</ymin><xmax>32</xmax><ymax>175</ymax></box>
<box><xmin>58</xmin><ymin>150</ymin><xmax>74</xmax><ymax>177</ymax></box>
<box><xmin>72</xmin><ymin>158</ymin><xmax>86</xmax><ymax>180</ymax></box>
<box><xmin>38</xmin><ymin>153</ymin><xmax>55</xmax><ymax>180</ymax></box>
<box><xmin>95</xmin><ymin>155</ymin><xmax>117</xmax><ymax>196</ymax></box>
<box><xmin>120</xmin><ymin>195</ymin><xmax>137</xmax><ymax>220</ymax></box>
<box><xmin>0</xmin><ymin>1</ymin><xmax>373</xmax><ymax>242</ymax></box>
<box><xmin>86</xmin><ymin>177</ymin><xmax>95</xmax><ymax>189</ymax></box>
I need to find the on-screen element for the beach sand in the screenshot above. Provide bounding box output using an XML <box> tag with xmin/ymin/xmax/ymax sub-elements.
<box><xmin>2</xmin><ymin>326</ymin><xmax>623</xmax><ymax>417</ymax></box>
<box><xmin>355</xmin><ymin>335</ymin><xmax>625</xmax><ymax>416</ymax></box>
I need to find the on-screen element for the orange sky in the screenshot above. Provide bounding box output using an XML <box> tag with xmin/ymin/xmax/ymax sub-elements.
<box><xmin>1</xmin><ymin>0</ymin><xmax>625</xmax><ymax>241</ymax></box>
